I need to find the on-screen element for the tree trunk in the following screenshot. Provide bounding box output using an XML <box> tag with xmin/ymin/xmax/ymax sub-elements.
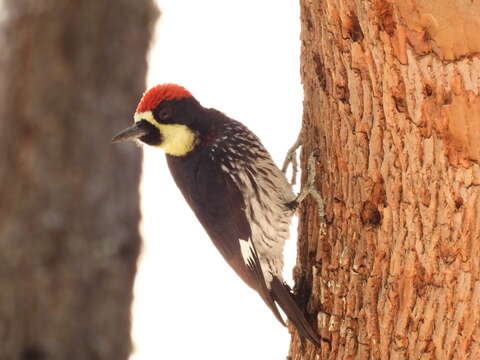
<box><xmin>291</xmin><ymin>1</ymin><xmax>480</xmax><ymax>359</ymax></box>
<box><xmin>0</xmin><ymin>1</ymin><xmax>157</xmax><ymax>359</ymax></box>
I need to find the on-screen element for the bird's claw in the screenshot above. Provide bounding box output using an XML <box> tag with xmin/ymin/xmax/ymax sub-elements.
<box><xmin>292</xmin><ymin>149</ymin><xmax>326</xmax><ymax>233</ymax></box>
<box><xmin>282</xmin><ymin>134</ymin><xmax>302</xmax><ymax>185</ymax></box>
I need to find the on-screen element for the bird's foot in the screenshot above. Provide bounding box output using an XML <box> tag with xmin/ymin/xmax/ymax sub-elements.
<box><xmin>282</xmin><ymin>132</ymin><xmax>302</xmax><ymax>185</ymax></box>
<box><xmin>289</xmin><ymin>150</ymin><xmax>326</xmax><ymax>235</ymax></box>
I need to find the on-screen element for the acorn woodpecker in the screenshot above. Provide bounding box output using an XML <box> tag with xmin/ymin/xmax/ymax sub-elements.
<box><xmin>113</xmin><ymin>84</ymin><xmax>325</xmax><ymax>346</ymax></box>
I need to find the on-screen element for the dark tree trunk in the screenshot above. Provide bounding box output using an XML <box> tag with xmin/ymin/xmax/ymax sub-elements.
<box><xmin>0</xmin><ymin>1</ymin><xmax>158</xmax><ymax>359</ymax></box>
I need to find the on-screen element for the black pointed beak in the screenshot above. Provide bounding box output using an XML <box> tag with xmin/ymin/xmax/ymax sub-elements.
<box><xmin>112</xmin><ymin>122</ymin><xmax>150</xmax><ymax>143</ymax></box>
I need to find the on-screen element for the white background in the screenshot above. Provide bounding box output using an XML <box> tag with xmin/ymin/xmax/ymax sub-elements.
<box><xmin>131</xmin><ymin>1</ymin><xmax>303</xmax><ymax>359</ymax></box>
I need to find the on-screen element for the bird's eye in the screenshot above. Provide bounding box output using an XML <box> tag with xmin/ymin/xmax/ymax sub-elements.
<box><xmin>157</xmin><ymin>107</ymin><xmax>172</xmax><ymax>122</ymax></box>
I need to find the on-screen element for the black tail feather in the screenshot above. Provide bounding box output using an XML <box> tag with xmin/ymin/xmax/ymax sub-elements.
<box><xmin>270</xmin><ymin>276</ymin><xmax>327</xmax><ymax>347</ymax></box>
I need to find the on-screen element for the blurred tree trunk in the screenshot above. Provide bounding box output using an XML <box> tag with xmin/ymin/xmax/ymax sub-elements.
<box><xmin>290</xmin><ymin>1</ymin><xmax>480</xmax><ymax>359</ymax></box>
<box><xmin>0</xmin><ymin>1</ymin><xmax>157</xmax><ymax>359</ymax></box>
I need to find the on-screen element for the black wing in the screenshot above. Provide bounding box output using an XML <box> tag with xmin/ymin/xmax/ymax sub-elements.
<box><xmin>166</xmin><ymin>150</ymin><xmax>285</xmax><ymax>324</ymax></box>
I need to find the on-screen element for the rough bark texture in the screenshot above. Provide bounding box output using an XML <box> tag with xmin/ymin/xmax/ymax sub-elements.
<box><xmin>0</xmin><ymin>1</ymin><xmax>157</xmax><ymax>359</ymax></box>
<box><xmin>291</xmin><ymin>1</ymin><xmax>480</xmax><ymax>359</ymax></box>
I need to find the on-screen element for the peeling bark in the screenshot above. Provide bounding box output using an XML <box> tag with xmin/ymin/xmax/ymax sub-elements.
<box><xmin>0</xmin><ymin>1</ymin><xmax>158</xmax><ymax>359</ymax></box>
<box><xmin>290</xmin><ymin>1</ymin><xmax>480</xmax><ymax>359</ymax></box>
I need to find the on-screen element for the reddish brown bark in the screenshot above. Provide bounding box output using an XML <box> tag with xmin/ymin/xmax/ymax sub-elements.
<box><xmin>291</xmin><ymin>1</ymin><xmax>480</xmax><ymax>359</ymax></box>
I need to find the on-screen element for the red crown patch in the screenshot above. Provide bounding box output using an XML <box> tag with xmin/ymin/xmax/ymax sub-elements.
<box><xmin>136</xmin><ymin>84</ymin><xmax>192</xmax><ymax>113</ymax></box>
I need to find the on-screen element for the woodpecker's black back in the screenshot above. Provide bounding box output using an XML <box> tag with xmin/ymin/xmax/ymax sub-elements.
<box><xmin>168</xmin><ymin>150</ymin><xmax>286</xmax><ymax>313</ymax></box>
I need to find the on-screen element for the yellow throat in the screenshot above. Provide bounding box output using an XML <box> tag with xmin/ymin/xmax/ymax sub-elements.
<box><xmin>134</xmin><ymin>111</ymin><xmax>197</xmax><ymax>156</ymax></box>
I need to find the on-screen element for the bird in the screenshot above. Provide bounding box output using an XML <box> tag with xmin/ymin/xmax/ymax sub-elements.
<box><xmin>112</xmin><ymin>83</ymin><xmax>325</xmax><ymax>346</ymax></box>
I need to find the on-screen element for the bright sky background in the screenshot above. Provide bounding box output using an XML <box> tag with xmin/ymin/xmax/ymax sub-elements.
<box><xmin>131</xmin><ymin>1</ymin><xmax>303</xmax><ymax>359</ymax></box>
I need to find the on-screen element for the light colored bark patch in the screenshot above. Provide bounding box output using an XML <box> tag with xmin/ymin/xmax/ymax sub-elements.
<box><xmin>442</xmin><ymin>94</ymin><xmax>480</xmax><ymax>164</ymax></box>
<box><xmin>397</xmin><ymin>1</ymin><xmax>480</xmax><ymax>60</ymax></box>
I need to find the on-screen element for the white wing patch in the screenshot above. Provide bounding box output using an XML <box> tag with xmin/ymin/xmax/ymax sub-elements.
<box><xmin>239</xmin><ymin>238</ymin><xmax>256</xmax><ymax>265</ymax></box>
